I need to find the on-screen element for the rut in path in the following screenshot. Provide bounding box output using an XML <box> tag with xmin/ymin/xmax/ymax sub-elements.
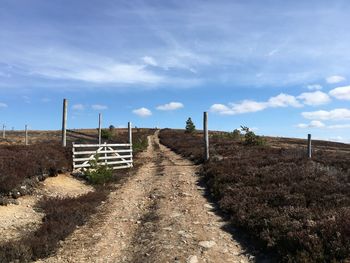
<box><xmin>38</xmin><ymin>133</ymin><xmax>252</xmax><ymax>263</ymax></box>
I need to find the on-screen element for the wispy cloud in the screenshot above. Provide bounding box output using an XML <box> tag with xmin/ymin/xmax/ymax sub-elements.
<box><xmin>297</xmin><ymin>120</ymin><xmax>325</xmax><ymax>128</ymax></box>
<box><xmin>297</xmin><ymin>121</ymin><xmax>350</xmax><ymax>129</ymax></box>
<box><xmin>142</xmin><ymin>56</ymin><xmax>158</xmax><ymax>66</ymax></box>
<box><xmin>302</xmin><ymin>108</ymin><xmax>350</xmax><ymax>121</ymax></box>
<box><xmin>0</xmin><ymin>102</ymin><xmax>8</xmax><ymax>108</ymax></box>
<box><xmin>0</xmin><ymin>46</ymin><xmax>205</xmax><ymax>90</ymax></box>
<box><xmin>328</xmin><ymin>124</ymin><xmax>350</xmax><ymax>129</ymax></box>
<box><xmin>210</xmin><ymin>93</ymin><xmax>302</xmax><ymax>115</ymax></box>
<box><xmin>156</xmin><ymin>102</ymin><xmax>184</xmax><ymax>111</ymax></box>
<box><xmin>326</xmin><ymin>75</ymin><xmax>346</xmax><ymax>84</ymax></box>
<box><xmin>133</xmin><ymin>107</ymin><xmax>152</xmax><ymax>117</ymax></box>
<box><xmin>307</xmin><ymin>84</ymin><xmax>322</xmax><ymax>90</ymax></box>
<box><xmin>2</xmin><ymin>1</ymin><xmax>350</xmax><ymax>91</ymax></box>
<box><xmin>72</xmin><ymin>104</ymin><xmax>85</xmax><ymax>111</ymax></box>
<box><xmin>91</xmin><ymin>104</ymin><xmax>108</xmax><ymax>110</ymax></box>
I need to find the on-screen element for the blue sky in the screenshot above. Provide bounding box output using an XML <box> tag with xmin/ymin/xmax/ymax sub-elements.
<box><xmin>1</xmin><ymin>0</ymin><xmax>350</xmax><ymax>142</ymax></box>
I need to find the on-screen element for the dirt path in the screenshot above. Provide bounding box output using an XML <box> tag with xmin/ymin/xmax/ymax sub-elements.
<box><xmin>38</xmin><ymin>133</ymin><xmax>251</xmax><ymax>263</ymax></box>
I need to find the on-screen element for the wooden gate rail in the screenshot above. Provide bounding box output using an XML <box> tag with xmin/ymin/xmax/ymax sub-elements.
<box><xmin>72</xmin><ymin>142</ymin><xmax>133</xmax><ymax>170</ymax></box>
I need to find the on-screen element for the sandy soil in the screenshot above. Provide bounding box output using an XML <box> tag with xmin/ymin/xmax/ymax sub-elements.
<box><xmin>38</xmin><ymin>132</ymin><xmax>252</xmax><ymax>263</ymax></box>
<box><xmin>0</xmin><ymin>173</ymin><xmax>93</xmax><ymax>243</ymax></box>
<box><xmin>38</xmin><ymin>173</ymin><xmax>94</xmax><ymax>198</ymax></box>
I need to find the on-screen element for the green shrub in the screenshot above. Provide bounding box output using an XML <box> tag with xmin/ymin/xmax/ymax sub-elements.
<box><xmin>85</xmin><ymin>155</ymin><xmax>113</xmax><ymax>184</ymax></box>
<box><xmin>133</xmin><ymin>137</ymin><xmax>148</xmax><ymax>153</ymax></box>
<box><xmin>211</xmin><ymin>129</ymin><xmax>242</xmax><ymax>141</ymax></box>
<box><xmin>241</xmin><ymin>126</ymin><xmax>265</xmax><ymax>146</ymax></box>
<box><xmin>231</xmin><ymin>129</ymin><xmax>241</xmax><ymax>141</ymax></box>
<box><xmin>101</xmin><ymin>129</ymin><xmax>113</xmax><ymax>140</ymax></box>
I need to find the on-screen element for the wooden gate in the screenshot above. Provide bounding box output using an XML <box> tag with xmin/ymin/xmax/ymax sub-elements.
<box><xmin>72</xmin><ymin>142</ymin><xmax>133</xmax><ymax>170</ymax></box>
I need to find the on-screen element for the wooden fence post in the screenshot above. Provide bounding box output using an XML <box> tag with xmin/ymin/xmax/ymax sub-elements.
<box><xmin>104</xmin><ymin>142</ymin><xmax>107</xmax><ymax>165</ymax></box>
<box><xmin>25</xmin><ymin>125</ymin><xmax>28</xmax><ymax>145</ymax></box>
<box><xmin>307</xmin><ymin>134</ymin><xmax>312</xmax><ymax>159</ymax></box>
<box><xmin>128</xmin><ymin>122</ymin><xmax>133</xmax><ymax>167</ymax></box>
<box><xmin>2</xmin><ymin>124</ymin><xmax>5</xmax><ymax>139</ymax></box>
<box><xmin>98</xmin><ymin>113</ymin><xmax>102</xmax><ymax>145</ymax></box>
<box><xmin>62</xmin><ymin>98</ymin><xmax>68</xmax><ymax>147</ymax></box>
<box><xmin>72</xmin><ymin>142</ymin><xmax>75</xmax><ymax>170</ymax></box>
<box><xmin>203</xmin><ymin>112</ymin><xmax>209</xmax><ymax>161</ymax></box>
<box><xmin>128</xmin><ymin>122</ymin><xmax>132</xmax><ymax>146</ymax></box>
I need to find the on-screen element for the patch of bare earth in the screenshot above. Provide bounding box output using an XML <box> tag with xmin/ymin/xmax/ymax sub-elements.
<box><xmin>38</xmin><ymin>132</ymin><xmax>252</xmax><ymax>263</ymax></box>
<box><xmin>38</xmin><ymin>173</ymin><xmax>94</xmax><ymax>198</ymax></box>
<box><xmin>0</xmin><ymin>174</ymin><xmax>93</xmax><ymax>244</ymax></box>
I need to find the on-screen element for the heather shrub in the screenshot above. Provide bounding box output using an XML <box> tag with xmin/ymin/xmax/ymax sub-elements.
<box><xmin>241</xmin><ymin>126</ymin><xmax>266</xmax><ymax>146</ymax></box>
<box><xmin>85</xmin><ymin>155</ymin><xmax>113</xmax><ymax>184</ymax></box>
<box><xmin>133</xmin><ymin>136</ymin><xmax>148</xmax><ymax>153</ymax></box>
<box><xmin>159</xmin><ymin>129</ymin><xmax>350</xmax><ymax>262</ymax></box>
<box><xmin>0</xmin><ymin>143</ymin><xmax>71</xmax><ymax>194</ymax></box>
<box><xmin>101</xmin><ymin>129</ymin><xmax>113</xmax><ymax>140</ymax></box>
<box><xmin>0</xmin><ymin>190</ymin><xmax>108</xmax><ymax>262</ymax></box>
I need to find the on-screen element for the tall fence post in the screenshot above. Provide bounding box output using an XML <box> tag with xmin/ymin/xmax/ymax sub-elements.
<box><xmin>307</xmin><ymin>134</ymin><xmax>312</xmax><ymax>159</ymax></box>
<box><xmin>104</xmin><ymin>142</ymin><xmax>107</xmax><ymax>165</ymax></box>
<box><xmin>72</xmin><ymin>142</ymin><xmax>75</xmax><ymax>170</ymax></box>
<box><xmin>25</xmin><ymin>125</ymin><xmax>28</xmax><ymax>145</ymax></box>
<box><xmin>62</xmin><ymin>98</ymin><xmax>68</xmax><ymax>147</ymax></box>
<box><xmin>98</xmin><ymin>113</ymin><xmax>102</xmax><ymax>145</ymax></box>
<box><xmin>2</xmin><ymin>124</ymin><xmax>5</xmax><ymax>139</ymax></box>
<box><xmin>128</xmin><ymin>122</ymin><xmax>133</xmax><ymax>167</ymax></box>
<box><xmin>203</xmin><ymin>112</ymin><xmax>209</xmax><ymax>161</ymax></box>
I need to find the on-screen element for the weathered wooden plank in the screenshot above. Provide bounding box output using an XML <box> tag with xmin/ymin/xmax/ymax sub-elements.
<box><xmin>73</xmin><ymin>149</ymin><xmax>132</xmax><ymax>155</ymax></box>
<box><xmin>74</xmin><ymin>160</ymin><xmax>132</xmax><ymax>168</ymax></box>
<box><xmin>73</xmin><ymin>143</ymin><xmax>131</xmax><ymax>147</ymax></box>
<box><xmin>112</xmin><ymin>164</ymin><xmax>132</xmax><ymax>170</ymax></box>
<box><xmin>73</xmin><ymin>155</ymin><xmax>132</xmax><ymax>162</ymax></box>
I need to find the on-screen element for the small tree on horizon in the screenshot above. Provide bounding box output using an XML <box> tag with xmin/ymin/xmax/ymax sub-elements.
<box><xmin>185</xmin><ymin>117</ymin><xmax>196</xmax><ymax>133</ymax></box>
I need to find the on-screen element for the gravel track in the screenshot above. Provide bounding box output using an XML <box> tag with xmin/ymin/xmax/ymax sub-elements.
<box><xmin>38</xmin><ymin>132</ymin><xmax>251</xmax><ymax>263</ymax></box>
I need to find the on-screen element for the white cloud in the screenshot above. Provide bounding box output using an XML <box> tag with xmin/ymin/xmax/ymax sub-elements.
<box><xmin>65</xmin><ymin>64</ymin><xmax>164</xmax><ymax>85</ymax></box>
<box><xmin>209</xmin><ymin>104</ymin><xmax>234</xmax><ymax>115</ymax></box>
<box><xmin>302</xmin><ymin>108</ymin><xmax>350</xmax><ymax>120</ymax></box>
<box><xmin>231</xmin><ymin>100</ymin><xmax>267</xmax><ymax>114</ymax></box>
<box><xmin>72</xmin><ymin>104</ymin><xmax>85</xmax><ymax>110</ymax></box>
<box><xmin>92</xmin><ymin>104</ymin><xmax>108</xmax><ymax>110</ymax></box>
<box><xmin>326</xmin><ymin>75</ymin><xmax>346</xmax><ymax>84</ymax></box>
<box><xmin>328</xmin><ymin>124</ymin><xmax>350</xmax><ymax>129</ymax></box>
<box><xmin>307</xmin><ymin>84</ymin><xmax>322</xmax><ymax>90</ymax></box>
<box><xmin>142</xmin><ymin>56</ymin><xmax>158</xmax><ymax>66</ymax></box>
<box><xmin>267</xmin><ymin>93</ymin><xmax>302</xmax><ymax>108</ymax></box>
<box><xmin>156</xmin><ymin>102</ymin><xmax>184</xmax><ymax>111</ymax></box>
<box><xmin>0</xmin><ymin>102</ymin><xmax>8</xmax><ymax>108</ymax></box>
<box><xmin>133</xmin><ymin>107</ymin><xmax>152</xmax><ymax>117</ymax></box>
<box><xmin>4</xmin><ymin>47</ymin><xmax>166</xmax><ymax>86</ymax></box>
<box><xmin>297</xmin><ymin>121</ymin><xmax>350</xmax><ymax>129</ymax></box>
<box><xmin>297</xmin><ymin>91</ymin><xmax>331</xmax><ymax>106</ymax></box>
<box><xmin>329</xmin><ymin>85</ymin><xmax>350</xmax><ymax>100</ymax></box>
<box><xmin>297</xmin><ymin>120</ymin><xmax>325</xmax><ymax>128</ymax></box>
<box><xmin>210</xmin><ymin>93</ymin><xmax>301</xmax><ymax>115</ymax></box>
